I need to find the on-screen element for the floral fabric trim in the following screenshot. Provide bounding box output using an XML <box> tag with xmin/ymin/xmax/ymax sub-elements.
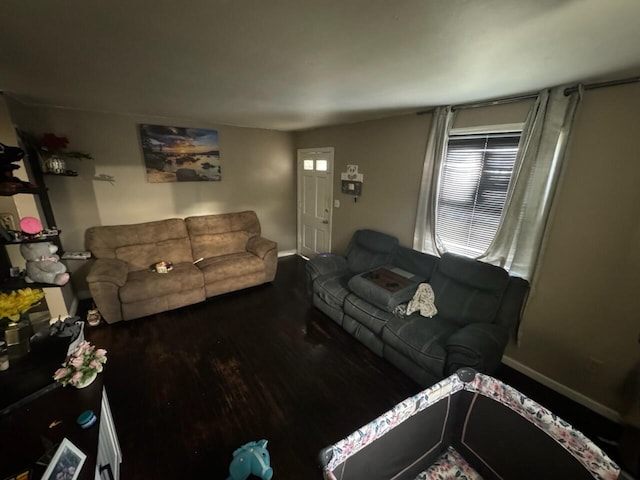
<box><xmin>416</xmin><ymin>446</ymin><xmax>483</xmax><ymax>480</ymax></box>
<box><xmin>466</xmin><ymin>373</ymin><xmax>620</xmax><ymax>480</ymax></box>
<box><xmin>322</xmin><ymin>372</ymin><xmax>620</xmax><ymax>480</ymax></box>
<box><xmin>323</xmin><ymin>374</ymin><xmax>465</xmax><ymax>478</ymax></box>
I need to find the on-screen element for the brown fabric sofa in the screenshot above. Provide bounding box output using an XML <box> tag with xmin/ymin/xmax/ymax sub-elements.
<box><xmin>85</xmin><ymin>211</ymin><xmax>278</xmax><ymax>324</ymax></box>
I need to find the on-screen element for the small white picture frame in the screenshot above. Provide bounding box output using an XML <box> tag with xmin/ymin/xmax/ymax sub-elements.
<box><xmin>42</xmin><ymin>438</ymin><xmax>86</xmax><ymax>480</ymax></box>
<box><xmin>0</xmin><ymin>212</ymin><xmax>15</xmax><ymax>231</ymax></box>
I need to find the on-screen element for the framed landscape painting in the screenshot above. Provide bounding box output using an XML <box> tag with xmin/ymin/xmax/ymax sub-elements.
<box><xmin>139</xmin><ymin>124</ymin><xmax>221</xmax><ymax>182</ymax></box>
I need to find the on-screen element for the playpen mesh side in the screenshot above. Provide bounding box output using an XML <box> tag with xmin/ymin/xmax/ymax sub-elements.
<box><xmin>320</xmin><ymin>374</ymin><xmax>465</xmax><ymax>480</ymax></box>
<box><xmin>459</xmin><ymin>373</ymin><xmax>620</xmax><ymax>480</ymax></box>
<box><xmin>320</xmin><ymin>371</ymin><xmax>620</xmax><ymax>480</ymax></box>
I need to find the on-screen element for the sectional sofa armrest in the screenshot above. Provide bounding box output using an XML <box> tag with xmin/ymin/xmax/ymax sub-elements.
<box><xmin>246</xmin><ymin>236</ymin><xmax>278</xmax><ymax>259</ymax></box>
<box><xmin>306</xmin><ymin>255</ymin><xmax>348</xmax><ymax>283</ymax></box>
<box><xmin>87</xmin><ymin>258</ymin><xmax>129</xmax><ymax>286</ymax></box>
<box><xmin>86</xmin><ymin>258</ymin><xmax>128</xmax><ymax>324</ymax></box>
<box><xmin>495</xmin><ymin>276</ymin><xmax>530</xmax><ymax>339</ymax></box>
<box><xmin>444</xmin><ymin>323</ymin><xmax>509</xmax><ymax>376</ymax></box>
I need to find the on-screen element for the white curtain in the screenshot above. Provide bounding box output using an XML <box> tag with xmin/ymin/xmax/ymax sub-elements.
<box><xmin>413</xmin><ymin>85</ymin><xmax>583</xmax><ymax>280</ymax></box>
<box><xmin>412</xmin><ymin>106</ymin><xmax>455</xmax><ymax>254</ymax></box>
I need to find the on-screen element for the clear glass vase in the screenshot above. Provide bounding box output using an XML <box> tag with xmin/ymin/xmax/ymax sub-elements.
<box><xmin>44</xmin><ymin>155</ymin><xmax>66</xmax><ymax>174</ymax></box>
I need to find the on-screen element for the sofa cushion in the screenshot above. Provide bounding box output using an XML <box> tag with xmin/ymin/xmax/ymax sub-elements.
<box><xmin>348</xmin><ymin>267</ymin><xmax>424</xmax><ymax>313</ymax></box>
<box><xmin>344</xmin><ymin>294</ymin><xmax>397</xmax><ymax>336</ymax></box>
<box><xmin>158</xmin><ymin>238</ymin><xmax>196</xmax><ymax>264</ymax></box>
<box><xmin>86</xmin><ymin>218</ymin><xmax>191</xmax><ymax>260</ymax></box>
<box><xmin>190</xmin><ymin>231</ymin><xmax>252</xmax><ymax>259</ymax></box>
<box><xmin>313</xmin><ymin>272</ymin><xmax>352</xmax><ymax>309</ymax></box>
<box><xmin>197</xmin><ymin>252</ymin><xmax>264</xmax><ymax>283</ymax></box>
<box><xmin>393</xmin><ymin>247</ymin><xmax>438</xmax><ymax>281</ymax></box>
<box><xmin>115</xmin><ymin>237</ymin><xmax>194</xmax><ymax>271</ymax></box>
<box><xmin>346</xmin><ymin>230</ymin><xmax>398</xmax><ymax>274</ymax></box>
<box><xmin>186</xmin><ymin>211</ymin><xmax>261</xmax><ymax>236</ymax></box>
<box><xmin>429</xmin><ymin>253</ymin><xmax>509</xmax><ymax>326</ymax></box>
<box><xmin>382</xmin><ymin>315</ymin><xmax>457</xmax><ymax>375</ymax></box>
<box><xmin>119</xmin><ymin>262</ymin><xmax>204</xmax><ymax>304</ymax></box>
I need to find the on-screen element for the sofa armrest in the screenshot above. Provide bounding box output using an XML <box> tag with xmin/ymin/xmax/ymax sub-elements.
<box><xmin>86</xmin><ymin>258</ymin><xmax>128</xmax><ymax>287</ymax></box>
<box><xmin>246</xmin><ymin>236</ymin><xmax>277</xmax><ymax>259</ymax></box>
<box><xmin>495</xmin><ymin>276</ymin><xmax>530</xmax><ymax>339</ymax></box>
<box><xmin>86</xmin><ymin>258</ymin><xmax>128</xmax><ymax>324</ymax></box>
<box><xmin>306</xmin><ymin>255</ymin><xmax>348</xmax><ymax>283</ymax></box>
<box><xmin>444</xmin><ymin>323</ymin><xmax>509</xmax><ymax>376</ymax></box>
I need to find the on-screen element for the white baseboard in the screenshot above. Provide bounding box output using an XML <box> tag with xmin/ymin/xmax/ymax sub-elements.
<box><xmin>502</xmin><ymin>355</ymin><xmax>622</xmax><ymax>423</ymax></box>
<box><xmin>278</xmin><ymin>249</ymin><xmax>297</xmax><ymax>258</ymax></box>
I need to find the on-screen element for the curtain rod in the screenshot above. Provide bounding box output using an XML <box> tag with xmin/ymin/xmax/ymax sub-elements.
<box><xmin>417</xmin><ymin>75</ymin><xmax>640</xmax><ymax>115</ymax></box>
<box><xmin>564</xmin><ymin>76</ymin><xmax>640</xmax><ymax>95</ymax></box>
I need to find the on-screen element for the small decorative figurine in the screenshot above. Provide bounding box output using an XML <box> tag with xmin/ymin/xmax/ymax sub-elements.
<box><xmin>227</xmin><ymin>439</ymin><xmax>273</xmax><ymax>480</ymax></box>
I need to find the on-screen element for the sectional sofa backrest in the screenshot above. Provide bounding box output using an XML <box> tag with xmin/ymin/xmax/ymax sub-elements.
<box><xmin>344</xmin><ymin>229</ymin><xmax>528</xmax><ymax>335</ymax></box>
<box><xmin>344</xmin><ymin>229</ymin><xmax>398</xmax><ymax>273</ymax></box>
<box><xmin>185</xmin><ymin>210</ymin><xmax>261</xmax><ymax>260</ymax></box>
<box><xmin>85</xmin><ymin>218</ymin><xmax>193</xmax><ymax>271</ymax></box>
<box><xmin>86</xmin><ymin>210</ymin><xmax>265</xmax><ymax>273</ymax></box>
<box><xmin>430</xmin><ymin>253</ymin><xmax>511</xmax><ymax>327</ymax></box>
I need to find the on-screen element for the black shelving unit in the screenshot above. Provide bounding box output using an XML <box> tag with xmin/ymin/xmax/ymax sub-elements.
<box><xmin>0</xmin><ymin>233</ymin><xmax>61</xmax><ymax>246</ymax></box>
<box><xmin>43</xmin><ymin>171</ymin><xmax>78</xmax><ymax>177</ymax></box>
<box><xmin>0</xmin><ymin>133</ymin><xmax>66</xmax><ymax>285</ymax></box>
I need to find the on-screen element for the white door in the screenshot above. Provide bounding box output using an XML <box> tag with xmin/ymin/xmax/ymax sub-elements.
<box><xmin>297</xmin><ymin>147</ymin><xmax>334</xmax><ymax>258</ymax></box>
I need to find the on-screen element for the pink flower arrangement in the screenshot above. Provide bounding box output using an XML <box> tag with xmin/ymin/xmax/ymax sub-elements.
<box><xmin>53</xmin><ymin>341</ymin><xmax>107</xmax><ymax>387</ymax></box>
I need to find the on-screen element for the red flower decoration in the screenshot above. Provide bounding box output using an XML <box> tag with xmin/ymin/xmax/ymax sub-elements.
<box><xmin>40</xmin><ymin>133</ymin><xmax>69</xmax><ymax>152</ymax></box>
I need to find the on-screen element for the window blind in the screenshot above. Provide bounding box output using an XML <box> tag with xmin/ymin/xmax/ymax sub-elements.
<box><xmin>435</xmin><ymin>133</ymin><xmax>521</xmax><ymax>257</ymax></box>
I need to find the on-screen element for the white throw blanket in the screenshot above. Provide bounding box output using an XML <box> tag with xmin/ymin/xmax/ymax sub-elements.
<box><xmin>405</xmin><ymin>283</ymin><xmax>438</xmax><ymax>318</ymax></box>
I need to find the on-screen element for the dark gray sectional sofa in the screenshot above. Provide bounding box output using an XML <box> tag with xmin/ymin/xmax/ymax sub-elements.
<box><xmin>306</xmin><ymin>229</ymin><xmax>530</xmax><ymax>386</ymax></box>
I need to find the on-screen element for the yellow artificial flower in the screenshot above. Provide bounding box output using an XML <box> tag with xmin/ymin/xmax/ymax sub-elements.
<box><xmin>0</xmin><ymin>288</ymin><xmax>44</xmax><ymax>322</ymax></box>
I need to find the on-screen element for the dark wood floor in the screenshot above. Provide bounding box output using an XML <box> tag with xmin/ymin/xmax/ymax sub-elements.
<box><xmin>84</xmin><ymin>255</ymin><xmax>626</xmax><ymax>479</ymax></box>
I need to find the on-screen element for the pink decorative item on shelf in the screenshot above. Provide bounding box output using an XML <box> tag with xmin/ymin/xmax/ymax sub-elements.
<box><xmin>19</xmin><ymin>216</ymin><xmax>43</xmax><ymax>234</ymax></box>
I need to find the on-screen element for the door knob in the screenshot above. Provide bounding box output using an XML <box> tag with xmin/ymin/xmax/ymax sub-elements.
<box><xmin>322</xmin><ymin>220</ymin><xmax>329</xmax><ymax>224</ymax></box>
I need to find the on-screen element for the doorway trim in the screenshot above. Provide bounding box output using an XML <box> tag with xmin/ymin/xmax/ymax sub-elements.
<box><xmin>296</xmin><ymin>147</ymin><xmax>334</xmax><ymax>258</ymax></box>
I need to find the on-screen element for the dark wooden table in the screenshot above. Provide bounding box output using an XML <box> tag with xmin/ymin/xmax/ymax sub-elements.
<box><xmin>0</xmin><ymin>368</ymin><xmax>104</xmax><ymax>480</ymax></box>
<box><xmin>0</xmin><ymin>334</ymin><xmax>69</xmax><ymax>412</ymax></box>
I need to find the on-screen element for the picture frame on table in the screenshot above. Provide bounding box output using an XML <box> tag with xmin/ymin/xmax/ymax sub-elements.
<box><xmin>42</xmin><ymin>438</ymin><xmax>86</xmax><ymax>480</ymax></box>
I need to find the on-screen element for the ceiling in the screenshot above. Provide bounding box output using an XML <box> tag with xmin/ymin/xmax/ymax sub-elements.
<box><xmin>1</xmin><ymin>0</ymin><xmax>640</xmax><ymax>131</ymax></box>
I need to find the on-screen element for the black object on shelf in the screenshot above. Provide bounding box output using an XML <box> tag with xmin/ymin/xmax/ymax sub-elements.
<box><xmin>0</xmin><ymin>276</ymin><xmax>65</xmax><ymax>291</ymax></box>
<box><xmin>0</xmin><ymin>333</ymin><xmax>70</xmax><ymax>414</ymax></box>
<box><xmin>0</xmin><ymin>183</ymin><xmax>46</xmax><ymax>196</ymax></box>
<box><xmin>0</xmin><ymin>231</ymin><xmax>61</xmax><ymax>246</ymax></box>
<box><xmin>43</xmin><ymin>170</ymin><xmax>78</xmax><ymax>177</ymax></box>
